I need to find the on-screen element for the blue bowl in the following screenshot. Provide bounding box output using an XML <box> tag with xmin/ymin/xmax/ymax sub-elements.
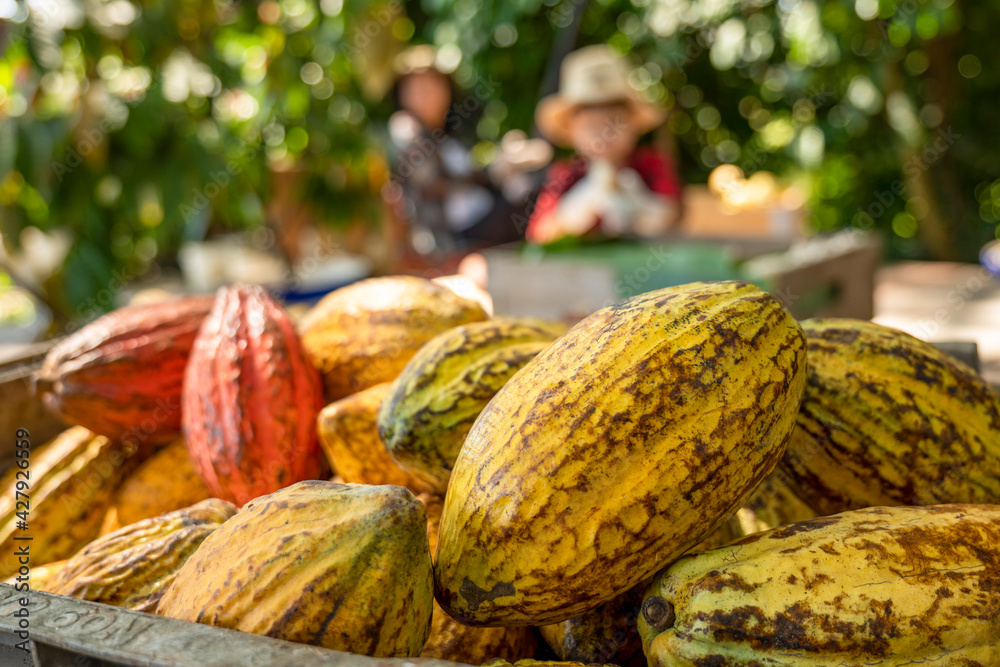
<box><xmin>274</xmin><ymin>280</ymin><xmax>358</xmax><ymax>305</ymax></box>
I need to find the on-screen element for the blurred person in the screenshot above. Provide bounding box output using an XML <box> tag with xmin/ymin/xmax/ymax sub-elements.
<box><xmin>528</xmin><ymin>45</ymin><xmax>683</xmax><ymax>244</ymax></box>
<box><xmin>385</xmin><ymin>46</ymin><xmax>550</xmax><ymax>267</ymax></box>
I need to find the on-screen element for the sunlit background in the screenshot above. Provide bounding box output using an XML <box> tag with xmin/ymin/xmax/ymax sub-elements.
<box><xmin>0</xmin><ymin>0</ymin><xmax>997</xmax><ymax>328</ymax></box>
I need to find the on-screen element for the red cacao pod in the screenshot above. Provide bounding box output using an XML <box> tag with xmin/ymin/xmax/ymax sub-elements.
<box><xmin>36</xmin><ymin>296</ymin><xmax>215</xmax><ymax>448</ymax></box>
<box><xmin>183</xmin><ymin>284</ymin><xmax>325</xmax><ymax>506</ymax></box>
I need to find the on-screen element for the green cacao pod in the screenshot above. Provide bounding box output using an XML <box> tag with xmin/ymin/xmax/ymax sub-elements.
<box><xmin>781</xmin><ymin>318</ymin><xmax>1000</xmax><ymax>515</ymax></box>
<box><xmin>378</xmin><ymin>318</ymin><xmax>564</xmax><ymax>491</ymax></box>
<box><xmin>435</xmin><ymin>281</ymin><xmax>808</xmax><ymax>626</ymax></box>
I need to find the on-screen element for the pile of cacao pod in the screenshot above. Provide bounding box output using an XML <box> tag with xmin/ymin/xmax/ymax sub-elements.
<box><xmin>11</xmin><ymin>275</ymin><xmax>1000</xmax><ymax>666</ymax></box>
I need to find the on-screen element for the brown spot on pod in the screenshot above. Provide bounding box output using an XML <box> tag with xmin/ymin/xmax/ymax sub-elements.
<box><xmin>460</xmin><ymin>578</ymin><xmax>516</xmax><ymax>612</ymax></box>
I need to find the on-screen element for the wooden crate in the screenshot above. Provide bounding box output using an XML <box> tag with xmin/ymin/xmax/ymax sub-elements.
<box><xmin>747</xmin><ymin>235</ymin><xmax>883</xmax><ymax>321</ymax></box>
<box><xmin>0</xmin><ymin>342</ymin><xmax>66</xmax><ymax>457</ymax></box>
<box><xmin>681</xmin><ymin>185</ymin><xmax>805</xmax><ymax>239</ymax></box>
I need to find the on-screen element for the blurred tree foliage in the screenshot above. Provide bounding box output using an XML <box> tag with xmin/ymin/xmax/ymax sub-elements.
<box><xmin>425</xmin><ymin>0</ymin><xmax>998</xmax><ymax>262</ymax></box>
<box><xmin>0</xmin><ymin>0</ymin><xmax>997</xmax><ymax>321</ymax></box>
<box><xmin>1</xmin><ymin>0</ymin><xmax>396</xmax><ymax>318</ymax></box>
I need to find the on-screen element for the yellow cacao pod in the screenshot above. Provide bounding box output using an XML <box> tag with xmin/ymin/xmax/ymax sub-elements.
<box><xmin>3</xmin><ymin>559</ymin><xmax>68</xmax><ymax>592</ymax></box>
<box><xmin>298</xmin><ymin>276</ymin><xmax>488</xmax><ymax>400</ymax></box>
<box><xmin>418</xmin><ymin>493</ymin><xmax>535</xmax><ymax>664</ymax></box>
<box><xmin>317</xmin><ymin>383</ymin><xmax>434</xmax><ymax>494</ymax></box>
<box><xmin>432</xmin><ymin>274</ymin><xmax>494</xmax><ymax>316</ymax></box>
<box><xmin>378</xmin><ymin>318</ymin><xmax>564</xmax><ymax>491</ymax></box>
<box><xmin>688</xmin><ymin>508</ymin><xmax>766</xmax><ymax>553</ymax></box>
<box><xmin>417</xmin><ymin>492</ymin><xmax>444</xmax><ymax>555</ymax></box>
<box><xmin>435</xmin><ymin>281</ymin><xmax>808</xmax><ymax>626</ymax></box>
<box><xmin>157</xmin><ymin>480</ymin><xmax>434</xmax><ymax>657</ymax></box>
<box><xmin>421</xmin><ymin>601</ymin><xmax>538</xmax><ymax>664</ymax></box>
<box><xmin>483</xmin><ymin>660</ymin><xmax>617</xmax><ymax>667</ymax></box>
<box><xmin>0</xmin><ymin>426</ymin><xmax>139</xmax><ymax>578</ymax></box>
<box><xmin>46</xmin><ymin>498</ymin><xmax>236</xmax><ymax>612</ymax></box>
<box><xmin>639</xmin><ymin>504</ymin><xmax>1000</xmax><ymax>665</ymax></box>
<box><xmin>743</xmin><ymin>468</ymin><xmax>818</xmax><ymax>530</ymax></box>
<box><xmin>782</xmin><ymin>319</ymin><xmax>1000</xmax><ymax>515</ymax></box>
<box><xmin>100</xmin><ymin>437</ymin><xmax>213</xmax><ymax>535</ymax></box>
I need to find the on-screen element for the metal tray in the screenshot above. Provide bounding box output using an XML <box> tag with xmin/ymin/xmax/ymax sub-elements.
<box><xmin>0</xmin><ymin>585</ymin><xmax>464</xmax><ymax>667</ymax></box>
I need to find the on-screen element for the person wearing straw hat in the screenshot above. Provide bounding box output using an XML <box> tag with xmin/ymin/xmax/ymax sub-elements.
<box><xmin>385</xmin><ymin>45</ymin><xmax>494</xmax><ymax>258</ymax></box>
<box><xmin>385</xmin><ymin>45</ymin><xmax>551</xmax><ymax>265</ymax></box>
<box><xmin>528</xmin><ymin>45</ymin><xmax>683</xmax><ymax>244</ymax></box>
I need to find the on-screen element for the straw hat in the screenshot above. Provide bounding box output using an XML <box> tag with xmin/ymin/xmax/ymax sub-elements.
<box><xmin>536</xmin><ymin>45</ymin><xmax>665</xmax><ymax>148</ymax></box>
<box><xmin>394</xmin><ymin>45</ymin><xmax>442</xmax><ymax>78</ymax></box>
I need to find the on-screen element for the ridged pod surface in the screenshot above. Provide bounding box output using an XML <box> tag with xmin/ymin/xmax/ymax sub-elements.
<box><xmin>782</xmin><ymin>319</ymin><xmax>1000</xmax><ymax>515</ymax></box>
<box><xmin>420</xmin><ymin>602</ymin><xmax>538</xmax><ymax>664</ymax></box>
<box><xmin>435</xmin><ymin>281</ymin><xmax>808</xmax><ymax>626</ymax></box>
<box><xmin>100</xmin><ymin>437</ymin><xmax>213</xmax><ymax>534</ymax></box>
<box><xmin>417</xmin><ymin>492</ymin><xmax>444</xmax><ymax>554</ymax></box>
<box><xmin>47</xmin><ymin>498</ymin><xmax>236</xmax><ymax>612</ymax></box>
<box><xmin>317</xmin><ymin>383</ymin><xmax>434</xmax><ymax>495</ymax></box>
<box><xmin>36</xmin><ymin>296</ymin><xmax>214</xmax><ymax>446</ymax></box>
<box><xmin>418</xmin><ymin>494</ymin><xmax>536</xmax><ymax>664</ymax></box>
<box><xmin>156</xmin><ymin>481</ymin><xmax>434</xmax><ymax>657</ymax></box>
<box><xmin>638</xmin><ymin>504</ymin><xmax>1000</xmax><ymax>666</ymax></box>
<box><xmin>3</xmin><ymin>559</ymin><xmax>67</xmax><ymax>591</ymax></box>
<box><xmin>183</xmin><ymin>285</ymin><xmax>325</xmax><ymax>507</ymax></box>
<box><xmin>298</xmin><ymin>276</ymin><xmax>488</xmax><ymax>401</ymax></box>
<box><xmin>378</xmin><ymin>318</ymin><xmax>564</xmax><ymax>491</ymax></box>
<box><xmin>0</xmin><ymin>427</ymin><xmax>139</xmax><ymax>578</ymax></box>
<box><xmin>688</xmin><ymin>508</ymin><xmax>766</xmax><ymax>553</ymax></box>
<box><xmin>539</xmin><ymin>581</ymin><xmax>649</xmax><ymax>667</ymax></box>
<box><xmin>742</xmin><ymin>469</ymin><xmax>817</xmax><ymax>530</ymax></box>
<box><xmin>482</xmin><ymin>660</ymin><xmax>618</xmax><ymax>667</ymax></box>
